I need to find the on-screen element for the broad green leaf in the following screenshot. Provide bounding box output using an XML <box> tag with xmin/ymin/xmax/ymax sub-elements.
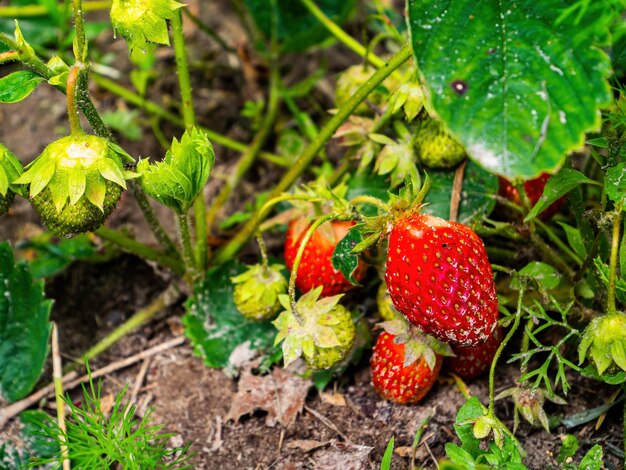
<box><xmin>578</xmin><ymin>445</ymin><xmax>603</xmax><ymax>470</ymax></box>
<box><xmin>558</xmin><ymin>222</ymin><xmax>587</xmax><ymax>260</ymax></box>
<box><xmin>557</xmin><ymin>435</ymin><xmax>579</xmax><ymax>464</ymax></box>
<box><xmin>511</xmin><ymin>262</ymin><xmax>561</xmax><ymax>290</ymax></box>
<box><xmin>0</xmin><ymin>71</ymin><xmax>45</xmax><ymax>104</ymax></box>
<box><xmin>444</xmin><ymin>444</ymin><xmax>477</xmax><ymax>469</ymax></box>
<box><xmin>525</xmin><ymin>169</ymin><xmax>598</xmax><ymax>221</ymax></box>
<box><xmin>0</xmin><ymin>242</ymin><xmax>52</xmax><ymax>402</ymax></box>
<box><xmin>604</xmin><ymin>162</ymin><xmax>626</xmax><ymax>205</ymax></box>
<box><xmin>331</xmin><ymin>229</ymin><xmax>363</xmax><ymax>285</ymax></box>
<box><xmin>244</xmin><ymin>0</ymin><xmax>355</xmax><ymax>52</ymax></box>
<box><xmin>423</xmin><ymin>160</ymin><xmax>498</xmax><ymax>224</ymax></box>
<box><xmin>408</xmin><ymin>0</ymin><xmax>612</xmax><ymax>179</ymax></box>
<box><xmin>453</xmin><ymin>397</ymin><xmax>485</xmax><ymax>458</ymax></box>
<box><xmin>182</xmin><ymin>261</ymin><xmax>277</xmax><ymax>369</ymax></box>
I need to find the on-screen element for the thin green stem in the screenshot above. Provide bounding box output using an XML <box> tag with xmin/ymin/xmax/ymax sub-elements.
<box><xmin>0</xmin><ymin>0</ymin><xmax>110</xmax><ymax>17</ymax></box>
<box><xmin>489</xmin><ymin>286</ymin><xmax>525</xmax><ymax>415</ymax></box>
<box><xmin>95</xmin><ymin>227</ymin><xmax>184</xmax><ymax>276</ymax></box>
<box><xmin>0</xmin><ymin>33</ymin><xmax>53</xmax><ymax>78</ymax></box>
<box><xmin>350</xmin><ymin>195</ymin><xmax>390</xmax><ymax>212</ymax></box>
<box><xmin>66</xmin><ymin>65</ymin><xmax>84</xmax><ymax>136</ymax></box>
<box><xmin>535</xmin><ymin>218</ymin><xmax>583</xmax><ymax>266</ymax></box>
<box><xmin>255</xmin><ymin>231</ymin><xmax>270</xmax><ymax>271</ymax></box>
<box><xmin>299</xmin><ymin>0</ymin><xmax>385</xmax><ymax>68</ymax></box>
<box><xmin>71</xmin><ymin>0</ymin><xmax>87</xmax><ymax>62</ymax></box>
<box><xmin>177</xmin><ymin>212</ymin><xmax>197</xmax><ymax>280</ymax></box>
<box><xmin>288</xmin><ymin>214</ymin><xmax>336</xmax><ymax>324</ymax></box>
<box><xmin>205</xmin><ymin>67</ymin><xmax>281</xmax><ymax>234</ymax></box>
<box><xmin>214</xmin><ymin>44</ymin><xmax>412</xmax><ymax>264</ymax></box>
<box><xmin>90</xmin><ymin>74</ymin><xmax>287</xmax><ymax>166</ymax></box>
<box><xmin>80</xmin><ymin>284</ymin><xmax>182</xmax><ymax>362</ymax></box>
<box><xmin>608</xmin><ymin>206</ymin><xmax>623</xmax><ymax>315</ymax></box>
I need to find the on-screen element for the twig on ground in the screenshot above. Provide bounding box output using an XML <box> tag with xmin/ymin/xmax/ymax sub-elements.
<box><xmin>303</xmin><ymin>405</ymin><xmax>351</xmax><ymax>443</ymax></box>
<box><xmin>52</xmin><ymin>323</ymin><xmax>71</xmax><ymax>470</ymax></box>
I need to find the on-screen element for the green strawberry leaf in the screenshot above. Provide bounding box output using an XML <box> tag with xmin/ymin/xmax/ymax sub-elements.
<box><xmin>408</xmin><ymin>0</ymin><xmax>612</xmax><ymax>179</ymax></box>
<box><xmin>511</xmin><ymin>262</ymin><xmax>561</xmax><ymax>291</ymax></box>
<box><xmin>244</xmin><ymin>0</ymin><xmax>355</xmax><ymax>52</ymax></box>
<box><xmin>0</xmin><ymin>242</ymin><xmax>52</xmax><ymax>403</ymax></box>
<box><xmin>579</xmin><ymin>364</ymin><xmax>626</xmax><ymax>385</ymax></box>
<box><xmin>331</xmin><ymin>229</ymin><xmax>363</xmax><ymax>285</ymax></box>
<box><xmin>525</xmin><ymin>169</ymin><xmax>599</xmax><ymax>221</ymax></box>
<box><xmin>453</xmin><ymin>397</ymin><xmax>485</xmax><ymax>459</ymax></box>
<box><xmin>577</xmin><ymin>445</ymin><xmax>603</xmax><ymax>470</ymax></box>
<box><xmin>604</xmin><ymin>163</ymin><xmax>626</xmax><ymax>205</ymax></box>
<box><xmin>0</xmin><ymin>70</ymin><xmax>44</xmax><ymax>104</ymax></box>
<box><xmin>16</xmin><ymin>233</ymin><xmax>99</xmax><ymax>279</ymax></box>
<box><xmin>182</xmin><ymin>261</ymin><xmax>277</xmax><ymax>369</ymax></box>
<box><xmin>423</xmin><ymin>160</ymin><xmax>498</xmax><ymax>224</ymax></box>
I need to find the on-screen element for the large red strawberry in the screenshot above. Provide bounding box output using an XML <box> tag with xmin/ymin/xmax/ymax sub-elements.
<box><xmin>370</xmin><ymin>331</ymin><xmax>442</xmax><ymax>404</ymax></box>
<box><xmin>284</xmin><ymin>218</ymin><xmax>366</xmax><ymax>296</ymax></box>
<box><xmin>498</xmin><ymin>173</ymin><xmax>566</xmax><ymax>220</ymax></box>
<box><xmin>447</xmin><ymin>326</ymin><xmax>502</xmax><ymax>379</ymax></box>
<box><xmin>385</xmin><ymin>213</ymin><xmax>498</xmax><ymax>347</ymax></box>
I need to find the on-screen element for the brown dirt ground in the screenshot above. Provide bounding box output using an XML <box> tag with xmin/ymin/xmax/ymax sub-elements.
<box><xmin>0</xmin><ymin>1</ymin><xmax>625</xmax><ymax>469</ymax></box>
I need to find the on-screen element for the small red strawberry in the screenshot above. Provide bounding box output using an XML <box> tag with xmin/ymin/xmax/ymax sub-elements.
<box><xmin>370</xmin><ymin>330</ymin><xmax>442</xmax><ymax>404</ymax></box>
<box><xmin>498</xmin><ymin>173</ymin><xmax>566</xmax><ymax>220</ymax></box>
<box><xmin>385</xmin><ymin>213</ymin><xmax>498</xmax><ymax>347</ymax></box>
<box><xmin>284</xmin><ymin>218</ymin><xmax>366</xmax><ymax>296</ymax></box>
<box><xmin>447</xmin><ymin>326</ymin><xmax>502</xmax><ymax>379</ymax></box>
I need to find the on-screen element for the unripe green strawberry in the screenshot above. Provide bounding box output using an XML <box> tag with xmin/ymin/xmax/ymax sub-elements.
<box><xmin>415</xmin><ymin>118</ymin><xmax>466</xmax><ymax>169</ymax></box>
<box><xmin>0</xmin><ymin>144</ymin><xmax>24</xmax><ymax>216</ymax></box>
<box><xmin>335</xmin><ymin>65</ymin><xmax>397</xmax><ymax>115</ymax></box>
<box><xmin>273</xmin><ymin>287</ymin><xmax>355</xmax><ymax>370</ymax></box>
<box><xmin>231</xmin><ymin>264</ymin><xmax>287</xmax><ymax>321</ymax></box>
<box><xmin>579</xmin><ymin>312</ymin><xmax>626</xmax><ymax>375</ymax></box>
<box><xmin>376</xmin><ymin>282</ymin><xmax>402</xmax><ymax>322</ymax></box>
<box><xmin>14</xmin><ymin>135</ymin><xmax>132</xmax><ymax>236</ymax></box>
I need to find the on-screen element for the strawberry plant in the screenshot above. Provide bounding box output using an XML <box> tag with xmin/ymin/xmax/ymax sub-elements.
<box><xmin>0</xmin><ymin>0</ymin><xmax>626</xmax><ymax>467</ymax></box>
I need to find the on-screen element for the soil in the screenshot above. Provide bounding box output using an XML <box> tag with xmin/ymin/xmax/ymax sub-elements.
<box><xmin>0</xmin><ymin>1</ymin><xmax>625</xmax><ymax>469</ymax></box>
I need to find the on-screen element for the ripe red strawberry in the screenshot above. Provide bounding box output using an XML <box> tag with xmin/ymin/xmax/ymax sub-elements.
<box><xmin>284</xmin><ymin>218</ymin><xmax>366</xmax><ymax>296</ymax></box>
<box><xmin>370</xmin><ymin>331</ymin><xmax>442</xmax><ymax>404</ymax></box>
<box><xmin>385</xmin><ymin>213</ymin><xmax>498</xmax><ymax>347</ymax></box>
<box><xmin>447</xmin><ymin>326</ymin><xmax>502</xmax><ymax>379</ymax></box>
<box><xmin>498</xmin><ymin>173</ymin><xmax>566</xmax><ymax>220</ymax></box>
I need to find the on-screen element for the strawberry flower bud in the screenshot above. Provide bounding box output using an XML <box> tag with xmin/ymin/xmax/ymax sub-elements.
<box><xmin>13</xmin><ymin>134</ymin><xmax>134</xmax><ymax>236</ymax></box>
<box><xmin>579</xmin><ymin>312</ymin><xmax>626</xmax><ymax>375</ymax></box>
<box><xmin>273</xmin><ymin>287</ymin><xmax>355</xmax><ymax>370</ymax></box>
<box><xmin>110</xmin><ymin>0</ymin><xmax>185</xmax><ymax>51</ymax></box>
<box><xmin>138</xmin><ymin>127</ymin><xmax>214</xmax><ymax>214</ymax></box>
<box><xmin>0</xmin><ymin>144</ymin><xmax>24</xmax><ymax>216</ymax></box>
<box><xmin>231</xmin><ymin>264</ymin><xmax>287</xmax><ymax>321</ymax></box>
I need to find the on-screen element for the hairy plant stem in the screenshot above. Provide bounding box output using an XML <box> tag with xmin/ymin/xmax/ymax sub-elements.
<box><xmin>176</xmin><ymin>212</ymin><xmax>197</xmax><ymax>282</ymax></box>
<box><xmin>95</xmin><ymin>227</ymin><xmax>184</xmax><ymax>276</ymax></box>
<box><xmin>299</xmin><ymin>0</ymin><xmax>385</xmax><ymax>68</ymax></box>
<box><xmin>255</xmin><ymin>231</ymin><xmax>270</xmax><ymax>271</ymax></box>
<box><xmin>607</xmin><ymin>205</ymin><xmax>623</xmax><ymax>315</ymax></box>
<box><xmin>79</xmin><ymin>284</ymin><xmax>182</xmax><ymax>364</ymax></box>
<box><xmin>0</xmin><ymin>1</ymin><xmax>110</xmax><ymax>17</ymax></box>
<box><xmin>205</xmin><ymin>67</ymin><xmax>281</xmax><ymax>235</ymax></box>
<box><xmin>90</xmin><ymin>74</ymin><xmax>287</xmax><ymax>166</ymax></box>
<box><xmin>66</xmin><ymin>65</ymin><xmax>84</xmax><ymax>136</ymax></box>
<box><xmin>489</xmin><ymin>286</ymin><xmax>525</xmax><ymax>415</ymax></box>
<box><xmin>214</xmin><ymin>44</ymin><xmax>412</xmax><ymax>264</ymax></box>
<box><xmin>288</xmin><ymin>214</ymin><xmax>336</xmax><ymax>324</ymax></box>
<box><xmin>71</xmin><ymin>0</ymin><xmax>87</xmax><ymax>61</ymax></box>
<box><xmin>171</xmin><ymin>9</ymin><xmax>209</xmax><ymax>272</ymax></box>
<box><xmin>350</xmin><ymin>195</ymin><xmax>390</xmax><ymax>212</ymax></box>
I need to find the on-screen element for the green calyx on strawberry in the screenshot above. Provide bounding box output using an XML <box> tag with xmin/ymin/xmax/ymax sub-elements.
<box><xmin>370</xmin><ymin>319</ymin><xmax>449</xmax><ymax>404</ymax></box>
<box><xmin>110</xmin><ymin>0</ymin><xmax>184</xmax><ymax>51</ymax></box>
<box><xmin>376</xmin><ymin>282</ymin><xmax>403</xmax><ymax>322</ymax></box>
<box><xmin>415</xmin><ymin>117</ymin><xmax>466</xmax><ymax>169</ymax></box>
<box><xmin>273</xmin><ymin>287</ymin><xmax>355</xmax><ymax>370</ymax></box>
<box><xmin>14</xmin><ymin>134</ymin><xmax>136</xmax><ymax>236</ymax></box>
<box><xmin>496</xmin><ymin>385</ymin><xmax>566</xmax><ymax>433</ymax></box>
<box><xmin>284</xmin><ymin>218</ymin><xmax>366</xmax><ymax>297</ymax></box>
<box><xmin>578</xmin><ymin>312</ymin><xmax>626</xmax><ymax>375</ymax></box>
<box><xmin>231</xmin><ymin>264</ymin><xmax>287</xmax><ymax>321</ymax></box>
<box><xmin>390</xmin><ymin>82</ymin><xmax>425</xmax><ymax>121</ymax></box>
<box><xmin>374</xmin><ymin>121</ymin><xmax>419</xmax><ymax>188</ymax></box>
<box><xmin>447</xmin><ymin>326</ymin><xmax>502</xmax><ymax>379</ymax></box>
<box><xmin>0</xmin><ymin>144</ymin><xmax>24</xmax><ymax>216</ymax></box>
